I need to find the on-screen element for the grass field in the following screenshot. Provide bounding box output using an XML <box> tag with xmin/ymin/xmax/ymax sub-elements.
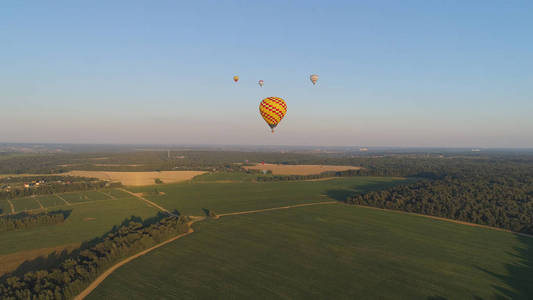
<box><xmin>129</xmin><ymin>176</ymin><xmax>406</xmax><ymax>216</ymax></box>
<box><xmin>0</xmin><ymin>191</ymin><xmax>160</xmax><ymax>276</ymax></box>
<box><xmin>0</xmin><ymin>189</ymin><xmax>130</xmax><ymax>215</ymax></box>
<box><xmin>60</xmin><ymin>190</ymin><xmax>112</xmax><ymax>204</ymax></box>
<box><xmin>10</xmin><ymin>197</ymin><xmax>42</xmax><ymax>211</ymax></box>
<box><xmin>0</xmin><ymin>177</ymin><xmax>405</xmax><ymax>275</ymax></box>
<box><xmin>89</xmin><ymin>204</ymin><xmax>533</xmax><ymax>300</ymax></box>
<box><xmin>0</xmin><ymin>200</ymin><xmax>12</xmax><ymax>214</ymax></box>
<box><xmin>34</xmin><ymin>195</ymin><xmax>66</xmax><ymax>208</ymax></box>
<box><xmin>191</xmin><ymin>171</ymin><xmax>258</xmax><ymax>182</ymax></box>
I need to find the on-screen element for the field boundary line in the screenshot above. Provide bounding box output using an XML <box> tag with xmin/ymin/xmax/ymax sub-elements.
<box><xmin>74</xmin><ymin>218</ymin><xmax>204</xmax><ymax>300</ymax></box>
<box><xmin>118</xmin><ymin>188</ymin><xmax>173</xmax><ymax>215</ymax></box>
<box><xmin>354</xmin><ymin>205</ymin><xmax>533</xmax><ymax>239</ymax></box>
<box><xmin>54</xmin><ymin>194</ymin><xmax>71</xmax><ymax>206</ymax></box>
<box><xmin>35</xmin><ymin>198</ymin><xmax>45</xmax><ymax>210</ymax></box>
<box><xmin>218</xmin><ymin>201</ymin><xmax>339</xmax><ymax>217</ymax></box>
<box><xmin>7</xmin><ymin>200</ymin><xmax>15</xmax><ymax>214</ymax></box>
<box><xmin>98</xmin><ymin>191</ymin><xmax>115</xmax><ymax>200</ymax></box>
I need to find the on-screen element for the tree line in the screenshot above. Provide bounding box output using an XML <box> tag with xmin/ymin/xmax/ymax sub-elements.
<box><xmin>0</xmin><ymin>210</ymin><xmax>70</xmax><ymax>232</ymax></box>
<box><xmin>0</xmin><ymin>215</ymin><xmax>190</xmax><ymax>299</ymax></box>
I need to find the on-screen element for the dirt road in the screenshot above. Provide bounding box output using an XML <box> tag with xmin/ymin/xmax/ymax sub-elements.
<box><xmin>218</xmin><ymin>201</ymin><xmax>338</xmax><ymax>217</ymax></box>
<box><xmin>74</xmin><ymin>217</ymin><xmax>204</xmax><ymax>300</ymax></box>
<box><xmin>118</xmin><ymin>188</ymin><xmax>175</xmax><ymax>216</ymax></box>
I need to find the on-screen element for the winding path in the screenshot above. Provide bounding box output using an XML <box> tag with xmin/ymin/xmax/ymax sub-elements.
<box><xmin>74</xmin><ymin>201</ymin><xmax>338</xmax><ymax>299</ymax></box>
<box><xmin>73</xmin><ymin>217</ymin><xmax>204</xmax><ymax>300</ymax></box>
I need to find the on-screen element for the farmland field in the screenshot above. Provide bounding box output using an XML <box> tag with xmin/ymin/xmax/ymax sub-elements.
<box><xmin>129</xmin><ymin>176</ymin><xmax>406</xmax><ymax>216</ymax></box>
<box><xmin>0</xmin><ymin>190</ymin><xmax>126</xmax><ymax>214</ymax></box>
<box><xmin>36</xmin><ymin>194</ymin><xmax>68</xmax><ymax>207</ymax></box>
<box><xmin>89</xmin><ymin>204</ymin><xmax>533</xmax><ymax>300</ymax></box>
<box><xmin>0</xmin><ymin>191</ymin><xmax>159</xmax><ymax>275</ymax></box>
<box><xmin>0</xmin><ymin>177</ymin><xmax>404</xmax><ymax>275</ymax></box>
<box><xmin>65</xmin><ymin>170</ymin><xmax>207</xmax><ymax>186</ymax></box>
<box><xmin>60</xmin><ymin>190</ymin><xmax>112</xmax><ymax>204</ymax></box>
<box><xmin>10</xmin><ymin>197</ymin><xmax>41</xmax><ymax>211</ymax></box>
<box><xmin>0</xmin><ymin>199</ymin><xmax>12</xmax><ymax>214</ymax></box>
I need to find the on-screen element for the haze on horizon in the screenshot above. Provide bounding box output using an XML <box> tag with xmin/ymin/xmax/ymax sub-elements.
<box><xmin>1</xmin><ymin>1</ymin><xmax>532</xmax><ymax>148</ymax></box>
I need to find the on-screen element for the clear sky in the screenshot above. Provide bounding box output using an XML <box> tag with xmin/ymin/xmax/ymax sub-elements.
<box><xmin>1</xmin><ymin>1</ymin><xmax>532</xmax><ymax>147</ymax></box>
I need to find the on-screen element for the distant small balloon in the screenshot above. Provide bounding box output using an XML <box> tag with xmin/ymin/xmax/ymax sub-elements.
<box><xmin>310</xmin><ymin>74</ymin><xmax>318</xmax><ymax>85</ymax></box>
<box><xmin>233</xmin><ymin>75</ymin><xmax>239</xmax><ymax>82</ymax></box>
<box><xmin>258</xmin><ymin>80</ymin><xmax>264</xmax><ymax>87</ymax></box>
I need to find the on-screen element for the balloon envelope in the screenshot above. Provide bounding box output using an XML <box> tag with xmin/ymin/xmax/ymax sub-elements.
<box><xmin>310</xmin><ymin>74</ymin><xmax>318</xmax><ymax>85</ymax></box>
<box><xmin>259</xmin><ymin>97</ymin><xmax>287</xmax><ymax>132</ymax></box>
<box><xmin>258</xmin><ymin>80</ymin><xmax>264</xmax><ymax>87</ymax></box>
<box><xmin>233</xmin><ymin>75</ymin><xmax>239</xmax><ymax>82</ymax></box>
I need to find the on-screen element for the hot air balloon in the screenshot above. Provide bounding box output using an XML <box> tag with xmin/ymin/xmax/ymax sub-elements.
<box><xmin>233</xmin><ymin>75</ymin><xmax>239</xmax><ymax>82</ymax></box>
<box><xmin>258</xmin><ymin>80</ymin><xmax>264</xmax><ymax>87</ymax></box>
<box><xmin>310</xmin><ymin>74</ymin><xmax>318</xmax><ymax>85</ymax></box>
<box><xmin>259</xmin><ymin>97</ymin><xmax>287</xmax><ymax>133</ymax></box>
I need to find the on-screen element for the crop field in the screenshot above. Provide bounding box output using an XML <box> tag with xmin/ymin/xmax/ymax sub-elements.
<box><xmin>11</xmin><ymin>197</ymin><xmax>42</xmax><ymax>211</ymax></box>
<box><xmin>65</xmin><ymin>170</ymin><xmax>207</xmax><ymax>186</ymax></box>
<box><xmin>89</xmin><ymin>204</ymin><xmax>533</xmax><ymax>300</ymax></box>
<box><xmin>34</xmin><ymin>195</ymin><xmax>65</xmax><ymax>208</ymax></box>
<box><xmin>105</xmin><ymin>189</ymin><xmax>132</xmax><ymax>198</ymax></box>
<box><xmin>0</xmin><ymin>191</ymin><xmax>159</xmax><ymax>275</ymax></box>
<box><xmin>0</xmin><ymin>189</ymin><xmax>128</xmax><ymax>214</ymax></box>
<box><xmin>60</xmin><ymin>190</ymin><xmax>112</xmax><ymax>204</ymax></box>
<box><xmin>129</xmin><ymin>176</ymin><xmax>407</xmax><ymax>216</ymax></box>
<box><xmin>191</xmin><ymin>171</ymin><xmax>258</xmax><ymax>182</ymax></box>
<box><xmin>0</xmin><ymin>200</ymin><xmax>12</xmax><ymax>214</ymax></box>
<box><xmin>244</xmin><ymin>163</ymin><xmax>362</xmax><ymax>175</ymax></box>
<box><xmin>0</xmin><ymin>178</ymin><xmax>405</xmax><ymax>275</ymax></box>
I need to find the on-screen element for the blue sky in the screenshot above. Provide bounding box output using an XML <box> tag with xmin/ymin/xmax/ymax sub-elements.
<box><xmin>1</xmin><ymin>1</ymin><xmax>532</xmax><ymax>147</ymax></box>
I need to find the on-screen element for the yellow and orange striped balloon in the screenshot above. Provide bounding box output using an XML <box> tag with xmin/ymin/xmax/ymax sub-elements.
<box><xmin>259</xmin><ymin>97</ymin><xmax>287</xmax><ymax>132</ymax></box>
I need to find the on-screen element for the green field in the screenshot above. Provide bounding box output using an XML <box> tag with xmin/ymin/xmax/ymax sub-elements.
<box><xmin>60</xmin><ymin>190</ymin><xmax>112</xmax><ymax>204</ymax></box>
<box><xmin>0</xmin><ymin>200</ymin><xmax>12</xmax><ymax>214</ymax></box>
<box><xmin>89</xmin><ymin>204</ymin><xmax>533</xmax><ymax>300</ymax></box>
<box><xmin>35</xmin><ymin>194</ymin><xmax>67</xmax><ymax>207</ymax></box>
<box><xmin>0</xmin><ymin>178</ymin><xmax>404</xmax><ymax>256</ymax></box>
<box><xmin>191</xmin><ymin>171</ymin><xmax>258</xmax><ymax>182</ymax></box>
<box><xmin>10</xmin><ymin>197</ymin><xmax>41</xmax><ymax>211</ymax></box>
<box><xmin>0</xmin><ymin>189</ymin><xmax>129</xmax><ymax>215</ymax></box>
<box><xmin>106</xmin><ymin>189</ymin><xmax>132</xmax><ymax>198</ymax></box>
<box><xmin>130</xmin><ymin>176</ymin><xmax>406</xmax><ymax>216</ymax></box>
<box><xmin>0</xmin><ymin>194</ymin><xmax>158</xmax><ymax>256</ymax></box>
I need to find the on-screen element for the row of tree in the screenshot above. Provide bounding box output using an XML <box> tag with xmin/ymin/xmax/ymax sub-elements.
<box><xmin>0</xmin><ymin>215</ymin><xmax>190</xmax><ymax>299</ymax></box>
<box><xmin>347</xmin><ymin>176</ymin><xmax>533</xmax><ymax>234</ymax></box>
<box><xmin>0</xmin><ymin>211</ymin><xmax>69</xmax><ymax>232</ymax></box>
<box><xmin>0</xmin><ymin>181</ymin><xmax>122</xmax><ymax>200</ymax></box>
<box><xmin>255</xmin><ymin>169</ymin><xmax>372</xmax><ymax>181</ymax></box>
<box><xmin>0</xmin><ymin>176</ymin><xmax>97</xmax><ymax>184</ymax></box>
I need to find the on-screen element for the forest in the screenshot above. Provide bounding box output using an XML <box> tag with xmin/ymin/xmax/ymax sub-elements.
<box><xmin>347</xmin><ymin>170</ymin><xmax>533</xmax><ymax>234</ymax></box>
<box><xmin>0</xmin><ymin>215</ymin><xmax>190</xmax><ymax>299</ymax></box>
